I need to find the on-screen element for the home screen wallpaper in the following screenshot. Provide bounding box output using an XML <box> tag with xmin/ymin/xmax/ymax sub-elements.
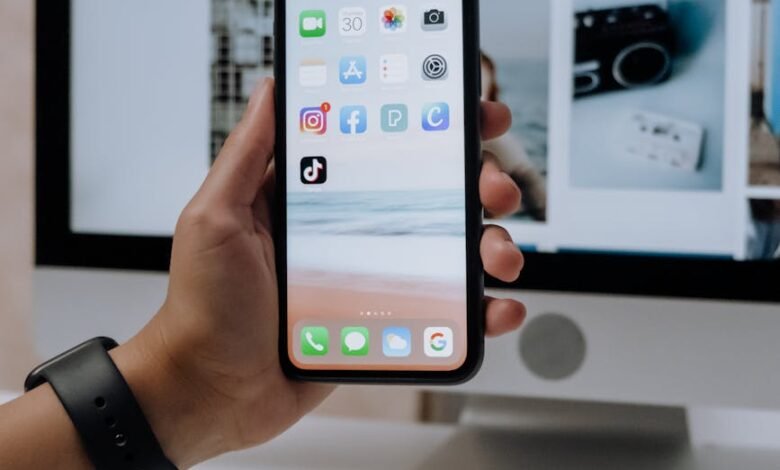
<box><xmin>285</xmin><ymin>1</ymin><xmax>468</xmax><ymax>371</ymax></box>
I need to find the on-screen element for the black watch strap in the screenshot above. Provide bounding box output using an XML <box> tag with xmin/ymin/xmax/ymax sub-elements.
<box><xmin>25</xmin><ymin>337</ymin><xmax>177</xmax><ymax>470</ymax></box>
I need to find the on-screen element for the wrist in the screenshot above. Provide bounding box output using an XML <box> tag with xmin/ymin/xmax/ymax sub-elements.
<box><xmin>110</xmin><ymin>321</ymin><xmax>229</xmax><ymax>468</ymax></box>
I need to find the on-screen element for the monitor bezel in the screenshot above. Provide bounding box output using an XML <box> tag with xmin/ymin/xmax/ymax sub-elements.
<box><xmin>36</xmin><ymin>0</ymin><xmax>779</xmax><ymax>302</ymax></box>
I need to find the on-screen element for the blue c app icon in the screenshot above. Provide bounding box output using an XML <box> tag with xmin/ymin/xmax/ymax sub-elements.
<box><xmin>422</xmin><ymin>102</ymin><xmax>450</xmax><ymax>131</ymax></box>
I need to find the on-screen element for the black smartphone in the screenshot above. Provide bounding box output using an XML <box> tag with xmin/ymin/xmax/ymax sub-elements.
<box><xmin>275</xmin><ymin>0</ymin><xmax>483</xmax><ymax>383</ymax></box>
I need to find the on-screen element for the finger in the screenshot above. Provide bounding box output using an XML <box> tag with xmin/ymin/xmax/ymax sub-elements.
<box><xmin>199</xmin><ymin>78</ymin><xmax>276</xmax><ymax>208</ymax></box>
<box><xmin>481</xmin><ymin>101</ymin><xmax>512</xmax><ymax>141</ymax></box>
<box><xmin>481</xmin><ymin>225</ymin><xmax>524</xmax><ymax>283</ymax></box>
<box><xmin>480</xmin><ymin>155</ymin><xmax>521</xmax><ymax>218</ymax></box>
<box><xmin>485</xmin><ymin>297</ymin><xmax>527</xmax><ymax>337</ymax></box>
<box><xmin>252</xmin><ymin>160</ymin><xmax>276</xmax><ymax>231</ymax></box>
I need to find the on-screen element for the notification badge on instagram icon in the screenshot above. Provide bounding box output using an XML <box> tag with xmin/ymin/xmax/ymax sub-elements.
<box><xmin>299</xmin><ymin>102</ymin><xmax>331</xmax><ymax>135</ymax></box>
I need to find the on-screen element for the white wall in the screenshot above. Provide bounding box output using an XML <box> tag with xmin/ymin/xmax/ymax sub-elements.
<box><xmin>0</xmin><ymin>0</ymin><xmax>36</xmax><ymax>390</ymax></box>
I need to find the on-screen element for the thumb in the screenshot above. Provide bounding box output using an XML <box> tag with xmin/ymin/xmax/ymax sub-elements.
<box><xmin>198</xmin><ymin>78</ymin><xmax>276</xmax><ymax>209</ymax></box>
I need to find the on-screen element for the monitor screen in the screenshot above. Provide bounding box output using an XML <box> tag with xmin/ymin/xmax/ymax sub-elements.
<box><xmin>41</xmin><ymin>0</ymin><xmax>778</xmax><ymax>299</ymax></box>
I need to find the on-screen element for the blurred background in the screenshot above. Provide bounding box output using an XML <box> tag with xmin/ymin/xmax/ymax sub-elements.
<box><xmin>4</xmin><ymin>1</ymin><xmax>780</xmax><ymax>468</ymax></box>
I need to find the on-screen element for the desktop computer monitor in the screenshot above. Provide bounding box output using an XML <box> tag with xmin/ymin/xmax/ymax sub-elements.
<box><xmin>36</xmin><ymin>0</ymin><xmax>779</xmax><ymax>412</ymax></box>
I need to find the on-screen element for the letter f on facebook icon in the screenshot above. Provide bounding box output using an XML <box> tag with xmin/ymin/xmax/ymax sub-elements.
<box><xmin>340</xmin><ymin>106</ymin><xmax>367</xmax><ymax>135</ymax></box>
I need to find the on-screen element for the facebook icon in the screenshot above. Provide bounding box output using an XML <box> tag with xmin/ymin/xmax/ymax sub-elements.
<box><xmin>340</xmin><ymin>105</ymin><xmax>367</xmax><ymax>135</ymax></box>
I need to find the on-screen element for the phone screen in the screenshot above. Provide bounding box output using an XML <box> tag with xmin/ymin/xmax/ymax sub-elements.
<box><xmin>282</xmin><ymin>1</ymin><xmax>474</xmax><ymax>374</ymax></box>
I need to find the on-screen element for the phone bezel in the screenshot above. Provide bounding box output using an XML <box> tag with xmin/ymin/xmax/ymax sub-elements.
<box><xmin>274</xmin><ymin>0</ymin><xmax>484</xmax><ymax>384</ymax></box>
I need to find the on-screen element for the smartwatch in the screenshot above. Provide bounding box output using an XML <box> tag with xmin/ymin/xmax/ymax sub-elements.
<box><xmin>25</xmin><ymin>337</ymin><xmax>177</xmax><ymax>470</ymax></box>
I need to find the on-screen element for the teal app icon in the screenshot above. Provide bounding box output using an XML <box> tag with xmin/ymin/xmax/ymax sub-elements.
<box><xmin>381</xmin><ymin>104</ymin><xmax>408</xmax><ymax>133</ymax></box>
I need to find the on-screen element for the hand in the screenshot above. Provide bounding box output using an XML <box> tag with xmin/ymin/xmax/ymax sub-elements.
<box><xmin>113</xmin><ymin>78</ymin><xmax>527</xmax><ymax>468</ymax></box>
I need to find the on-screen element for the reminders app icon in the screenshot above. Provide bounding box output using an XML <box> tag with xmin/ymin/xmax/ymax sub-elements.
<box><xmin>380</xmin><ymin>54</ymin><xmax>409</xmax><ymax>84</ymax></box>
<box><xmin>383</xmin><ymin>327</ymin><xmax>411</xmax><ymax>357</ymax></box>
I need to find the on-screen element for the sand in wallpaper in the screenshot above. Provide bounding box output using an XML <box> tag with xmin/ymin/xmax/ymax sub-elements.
<box><xmin>287</xmin><ymin>190</ymin><xmax>468</xmax><ymax>369</ymax></box>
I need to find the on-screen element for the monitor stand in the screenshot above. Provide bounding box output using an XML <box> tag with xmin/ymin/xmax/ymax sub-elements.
<box><xmin>417</xmin><ymin>395</ymin><xmax>780</xmax><ymax>470</ymax></box>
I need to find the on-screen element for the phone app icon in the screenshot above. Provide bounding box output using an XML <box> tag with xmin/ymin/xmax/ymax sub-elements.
<box><xmin>301</xmin><ymin>327</ymin><xmax>329</xmax><ymax>356</ymax></box>
<box><xmin>300</xmin><ymin>157</ymin><xmax>327</xmax><ymax>185</ymax></box>
<box><xmin>422</xmin><ymin>8</ymin><xmax>447</xmax><ymax>31</ymax></box>
<box><xmin>422</xmin><ymin>54</ymin><xmax>448</xmax><ymax>80</ymax></box>
<box><xmin>383</xmin><ymin>327</ymin><xmax>412</xmax><ymax>357</ymax></box>
<box><xmin>299</xmin><ymin>59</ymin><xmax>327</xmax><ymax>87</ymax></box>
<box><xmin>340</xmin><ymin>7</ymin><xmax>367</xmax><ymax>36</ymax></box>
<box><xmin>342</xmin><ymin>327</ymin><xmax>370</xmax><ymax>356</ymax></box>
<box><xmin>381</xmin><ymin>104</ymin><xmax>408</xmax><ymax>132</ymax></box>
<box><xmin>300</xmin><ymin>10</ymin><xmax>327</xmax><ymax>38</ymax></box>
<box><xmin>380</xmin><ymin>6</ymin><xmax>407</xmax><ymax>33</ymax></box>
<box><xmin>380</xmin><ymin>54</ymin><xmax>409</xmax><ymax>84</ymax></box>
<box><xmin>424</xmin><ymin>327</ymin><xmax>453</xmax><ymax>358</ymax></box>
<box><xmin>339</xmin><ymin>56</ymin><xmax>367</xmax><ymax>85</ymax></box>
<box><xmin>340</xmin><ymin>106</ymin><xmax>368</xmax><ymax>135</ymax></box>
<box><xmin>299</xmin><ymin>103</ymin><xmax>330</xmax><ymax>135</ymax></box>
<box><xmin>422</xmin><ymin>102</ymin><xmax>450</xmax><ymax>131</ymax></box>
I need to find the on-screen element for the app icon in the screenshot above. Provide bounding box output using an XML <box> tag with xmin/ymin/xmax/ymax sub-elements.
<box><xmin>424</xmin><ymin>327</ymin><xmax>453</xmax><ymax>358</ymax></box>
<box><xmin>300</xmin><ymin>157</ymin><xmax>327</xmax><ymax>185</ymax></box>
<box><xmin>299</xmin><ymin>103</ymin><xmax>330</xmax><ymax>135</ymax></box>
<box><xmin>299</xmin><ymin>59</ymin><xmax>327</xmax><ymax>87</ymax></box>
<box><xmin>383</xmin><ymin>327</ymin><xmax>412</xmax><ymax>357</ymax></box>
<box><xmin>340</xmin><ymin>7</ymin><xmax>367</xmax><ymax>36</ymax></box>
<box><xmin>342</xmin><ymin>327</ymin><xmax>370</xmax><ymax>356</ymax></box>
<box><xmin>422</xmin><ymin>102</ymin><xmax>450</xmax><ymax>131</ymax></box>
<box><xmin>300</xmin><ymin>10</ymin><xmax>327</xmax><ymax>38</ymax></box>
<box><xmin>339</xmin><ymin>56</ymin><xmax>367</xmax><ymax>85</ymax></box>
<box><xmin>422</xmin><ymin>8</ymin><xmax>447</xmax><ymax>31</ymax></box>
<box><xmin>380</xmin><ymin>54</ymin><xmax>409</xmax><ymax>84</ymax></box>
<box><xmin>422</xmin><ymin>54</ymin><xmax>448</xmax><ymax>80</ymax></box>
<box><xmin>301</xmin><ymin>326</ymin><xmax>329</xmax><ymax>356</ymax></box>
<box><xmin>340</xmin><ymin>106</ymin><xmax>368</xmax><ymax>135</ymax></box>
<box><xmin>381</xmin><ymin>104</ymin><xmax>408</xmax><ymax>132</ymax></box>
<box><xmin>380</xmin><ymin>6</ymin><xmax>407</xmax><ymax>33</ymax></box>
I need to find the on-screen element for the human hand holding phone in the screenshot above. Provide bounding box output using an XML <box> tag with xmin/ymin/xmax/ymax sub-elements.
<box><xmin>104</xmin><ymin>78</ymin><xmax>526</xmax><ymax>467</ymax></box>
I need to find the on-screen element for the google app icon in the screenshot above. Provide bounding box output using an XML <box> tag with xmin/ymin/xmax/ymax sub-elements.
<box><xmin>424</xmin><ymin>327</ymin><xmax>453</xmax><ymax>358</ymax></box>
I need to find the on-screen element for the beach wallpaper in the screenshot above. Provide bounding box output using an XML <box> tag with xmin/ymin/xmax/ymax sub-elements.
<box><xmin>284</xmin><ymin>1</ymin><xmax>470</xmax><ymax>371</ymax></box>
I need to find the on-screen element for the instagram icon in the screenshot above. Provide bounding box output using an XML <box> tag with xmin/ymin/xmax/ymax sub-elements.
<box><xmin>300</xmin><ymin>103</ymin><xmax>330</xmax><ymax>135</ymax></box>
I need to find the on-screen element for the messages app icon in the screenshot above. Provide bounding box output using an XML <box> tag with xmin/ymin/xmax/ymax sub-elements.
<box><xmin>383</xmin><ymin>327</ymin><xmax>411</xmax><ymax>357</ymax></box>
<box><xmin>342</xmin><ymin>327</ymin><xmax>370</xmax><ymax>356</ymax></box>
<box><xmin>381</xmin><ymin>104</ymin><xmax>408</xmax><ymax>133</ymax></box>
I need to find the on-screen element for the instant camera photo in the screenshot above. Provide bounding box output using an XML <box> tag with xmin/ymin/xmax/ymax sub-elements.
<box><xmin>574</xmin><ymin>4</ymin><xmax>674</xmax><ymax>97</ymax></box>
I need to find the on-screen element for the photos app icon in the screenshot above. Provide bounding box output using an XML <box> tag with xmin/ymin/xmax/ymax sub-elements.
<box><xmin>380</xmin><ymin>6</ymin><xmax>407</xmax><ymax>33</ymax></box>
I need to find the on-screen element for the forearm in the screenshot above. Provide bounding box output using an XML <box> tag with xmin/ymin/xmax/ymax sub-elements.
<box><xmin>0</xmin><ymin>384</ymin><xmax>91</xmax><ymax>469</ymax></box>
<box><xmin>0</xmin><ymin>321</ymin><xmax>226</xmax><ymax>469</ymax></box>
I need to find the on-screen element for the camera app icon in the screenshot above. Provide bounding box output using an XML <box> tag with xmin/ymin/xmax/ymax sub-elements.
<box><xmin>422</xmin><ymin>8</ymin><xmax>447</xmax><ymax>31</ymax></box>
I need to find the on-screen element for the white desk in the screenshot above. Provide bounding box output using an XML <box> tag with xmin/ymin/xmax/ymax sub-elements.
<box><xmin>198</xmin><ymin>416</ymin><xmax>456</xmax><ymax>470</ymax></box>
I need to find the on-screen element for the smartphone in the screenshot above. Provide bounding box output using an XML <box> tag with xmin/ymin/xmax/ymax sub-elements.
<box><xmin>275</xmin><ymin>0</ymin><xmax>482</xmax><ymax>383</ymax></box>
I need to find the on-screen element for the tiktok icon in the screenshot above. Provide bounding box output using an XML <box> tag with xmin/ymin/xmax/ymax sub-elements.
<box><xmin>300</xmin><ymin>156</ymin><xmax>328</xmax><ymax>185</ymax></box>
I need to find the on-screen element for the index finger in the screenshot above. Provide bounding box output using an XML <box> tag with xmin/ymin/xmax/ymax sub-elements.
<box><xmin>481</xmin><ymin>101</ymin><xmax>512</xmax><ymax>141</ymax></box>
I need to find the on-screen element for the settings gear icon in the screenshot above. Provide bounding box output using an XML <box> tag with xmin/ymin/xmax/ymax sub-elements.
<box><xmin>422</xmin><ymin>54</ymin><xmax>448</xmax><ymax>80</ymax></box>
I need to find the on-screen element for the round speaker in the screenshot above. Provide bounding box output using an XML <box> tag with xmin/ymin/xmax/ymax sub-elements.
<box><xmin>519</xmin><ymin>313</ymin><xmax>586</xmax><ymax>380</ymax></box>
